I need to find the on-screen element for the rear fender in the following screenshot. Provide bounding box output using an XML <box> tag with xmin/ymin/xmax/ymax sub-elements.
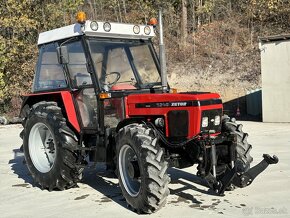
<box><xmin>20</xmin><ymin>91</ymin><xmax>80</xmax><ymax>132</ymax></box>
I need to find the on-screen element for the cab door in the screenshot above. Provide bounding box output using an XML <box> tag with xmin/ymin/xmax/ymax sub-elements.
<box><xmin>62</xmin><ymin>39</ymin><xmax>99</xmax><ymax>130</ymax></box>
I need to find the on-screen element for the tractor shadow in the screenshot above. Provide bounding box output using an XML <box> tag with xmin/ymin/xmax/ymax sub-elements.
<box><xmin>9</xmin><ymin>148</ymin><xmax>35</xmax><ymax>186</ymax></box>
<box><xmin>168</xmin><ymin>168</ymin><xmax>218</xmax><ymax>202</ymax></box>
<box><xmin>9</xmin><ymin>149</ymin><xmax>218</xmax><ymax>209</ymax></box>
<box><xmin>82</xmin><ymin>166</ymin><xmax>217</xmax><ymax>209</ymax></box>
<box><xmin>9</xmin><ymin>148</ymin><xmax>125</xmax><ymax>208</ymax></box>
<box><xmin>82</xmin><ymin>164</ymin><xmax>128</xmax><ymax>209</ymax></box>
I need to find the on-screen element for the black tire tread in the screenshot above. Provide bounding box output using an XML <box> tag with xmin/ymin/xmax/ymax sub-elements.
<box><xmin>23</xmin><ymin>101</ymin><xmax>84</xmax><ymax>191</ymax></box>
<box><xmin>116</xmin><ymin>124</ymin><xmax>170</xmax><ymax>214</ymax></box>
<box><xmin>222</xmin><ymin>115</ymin><xmax>253</xmax><ymax>172</ymax></box>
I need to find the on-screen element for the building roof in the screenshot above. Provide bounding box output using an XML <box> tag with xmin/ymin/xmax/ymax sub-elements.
<box><xmin>38</xmin><ymin>20</ymin><xmax>155</xmax><ymax>45</ymax></box>
<box><xmin>259</xmin><ymin>34</ymin><xmax>290</xmax><ymax>43</ymax></box>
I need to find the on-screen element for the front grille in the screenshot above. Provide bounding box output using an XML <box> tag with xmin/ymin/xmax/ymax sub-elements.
<box><xmin>168</xmin><ymin>110</ymin><xmax>189</xmax><ymax>137</ymax></box>
<box><xmin>200</xmin><ymin>109</ymin><xmax>222</xmax><ymax>133</ymax></box>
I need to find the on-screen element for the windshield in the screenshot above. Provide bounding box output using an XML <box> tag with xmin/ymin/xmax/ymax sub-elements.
<box><xmin>87</xmin><ymin>39</ymin><xmax>161</xmax><ymax>91</ymax></box>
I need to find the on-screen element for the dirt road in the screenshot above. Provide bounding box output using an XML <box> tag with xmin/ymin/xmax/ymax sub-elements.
<box><xmin>0</xmin><ymin>122</ymin><xmax>289</xmax><ymax>218</ymax></box>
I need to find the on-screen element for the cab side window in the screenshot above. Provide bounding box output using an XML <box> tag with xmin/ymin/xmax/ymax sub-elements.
<box><xmin>33</xmin><ymin>43</ymin><xmax>67</xmax><ymax>91</ymax></box>
<box><xmin>66</xmin><ymin>41</ymin><xmax>92</xmax><ymax>87</ymax></box>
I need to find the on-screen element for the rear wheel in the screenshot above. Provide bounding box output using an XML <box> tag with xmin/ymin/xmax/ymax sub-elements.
<box><xmin>23</xmin><ymin>101</ymin><xmax>84</xmax><ymax>190</ymax></box>
<box><xmin>116</xmin><ymin>124</ymin><xmax>170</xmax><ymax>214</ymax></box>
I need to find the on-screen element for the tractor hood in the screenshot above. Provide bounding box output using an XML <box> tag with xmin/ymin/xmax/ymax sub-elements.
<box><xmin>126</xmin><ymin>92</ymin><xmax>222</xmax><ymax>109</ymax></box>
<box><xmin>125</xmin><ymin>92</ymin><xmax>223</xmax><ymax>138</ymax></box>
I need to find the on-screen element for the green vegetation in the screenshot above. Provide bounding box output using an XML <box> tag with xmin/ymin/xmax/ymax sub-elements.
<box><xmin>0</xmin><ymin>0</ymin><xmax>289</xmax><ymax>117</ymax></box>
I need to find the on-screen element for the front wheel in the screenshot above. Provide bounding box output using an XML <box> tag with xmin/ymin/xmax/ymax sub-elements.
<box><xmin>116</xmin><ymin>124</ymin><xmax>170</xmax><ymax>214</ymax></box>
<box><xmin>222</xmin><ymin>115</ymin><xmax>253</xmax><ymax>173</ymax></box>
<box><xmin>216</xmin><ymin>115</ymin><xmax>253</xmax><ymax>187</ymax></box>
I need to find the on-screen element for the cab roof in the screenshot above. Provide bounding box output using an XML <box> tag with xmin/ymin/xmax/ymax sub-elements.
<box><xmin>37</xmin><ymin>20</ymin><xmax>155</xmax><ymax>45</ymax></box>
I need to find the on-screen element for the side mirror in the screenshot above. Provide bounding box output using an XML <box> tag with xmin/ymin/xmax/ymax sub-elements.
<box><xmin>56</xmin><ymin>46</ymin><xmax>69</xmax><ymax>64</ymax></box>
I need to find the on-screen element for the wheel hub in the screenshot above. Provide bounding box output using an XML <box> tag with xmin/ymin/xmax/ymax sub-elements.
<box><xmin>127</xmin><ymin>160</ymin><xmax>140</xmax><ymax>179</ymax></box>
<box><xmin>119</xmin><ymin>144</ymin><xmax>141</xmax><ymax>197</ymax></box>
<box><xmin>46</xmin><ymin>138</ymin><xmax>55</xmax><ymax>154</ymax></box>
<box><xmin>28</xmin><ymin>123</ymin><xmax>57</xmax><ymax>173</ymax></box>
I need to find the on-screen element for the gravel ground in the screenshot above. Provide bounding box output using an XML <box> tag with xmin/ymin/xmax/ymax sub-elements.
<box><xmin>0</xmin><ymin>122</ymin><xmax>289</xmax><ymax>218</ymax></box>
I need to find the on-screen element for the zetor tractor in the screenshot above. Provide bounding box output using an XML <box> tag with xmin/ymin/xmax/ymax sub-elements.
<box><xmin>20</xmin><ymin>11</ymin><xmax>278</xmax><ymax>213</ymax></box>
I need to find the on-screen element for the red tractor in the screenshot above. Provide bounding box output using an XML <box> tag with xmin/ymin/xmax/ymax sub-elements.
<box><xmin>20</xmin><ymin>11</ymin><xmax>278</xmax><ymax>213</ymax></box>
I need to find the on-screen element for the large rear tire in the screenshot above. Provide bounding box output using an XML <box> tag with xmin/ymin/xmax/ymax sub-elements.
<box><xmin>23</xmin><ymin>101</ymin><xmax>84</xmax><ymax>190</ymax></box>
<box><xmin>116</xmin><ymin>124</ymin><xmax>170</xmax><ymax>214</ymax></box>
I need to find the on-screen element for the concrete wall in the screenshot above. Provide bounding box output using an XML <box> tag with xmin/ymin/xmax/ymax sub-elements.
<box><xmin>260</xmin><ymin>39</ymin><xmax>290</xmax><ymax>122</ymax></box>
<box><xmin>246</xmin><ymin>89</ymin><xmax>262</xmax><ymax>117</ymax></box>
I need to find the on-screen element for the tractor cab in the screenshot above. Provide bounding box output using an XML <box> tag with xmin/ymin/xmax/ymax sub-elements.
<box><xmin>31</xmin><ymin>14</ymin><xmax>164</xmax><ymax>132</ymax></box>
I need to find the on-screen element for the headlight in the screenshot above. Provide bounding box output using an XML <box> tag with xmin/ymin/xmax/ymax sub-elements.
<box><xmin>154</xmin><ymin>118</ymin><xmax>164</xmax><ymax>127</ymax></box>
<box><xmin>202</xmin><ymin>117</ymin><xmax>209</xmax><ymax>127</ymax></box>
<box><xmin>90</xmin><ymin>21</ymin><xmax>98</xmax><ymax>31</ymax></box>
<box><xmin>214</xmin><ymin>115</ymin><xmax>220</xmax><ymax>126</ymax></box>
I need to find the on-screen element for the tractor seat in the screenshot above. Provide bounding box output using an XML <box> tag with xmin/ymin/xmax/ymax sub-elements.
<box><xmin>111</xmin><ymin>84</ymin><xmax>136</xmax><ymax>91</ymax></box>
<box><xmin>74</xmin><ymin>73</ymin><xmax>92</xmax><ymax>86</ymax></box>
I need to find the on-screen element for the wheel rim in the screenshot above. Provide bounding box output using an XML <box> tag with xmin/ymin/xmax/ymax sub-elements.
<box><xmin>28</xmin><ymin>122</ymin><xmax>57</xmax><ymax>173</ymax></box>
<box><xmin>119</xmin><ymin>144</ymin><xmax>141</xmax><ymax>197</ymax></box>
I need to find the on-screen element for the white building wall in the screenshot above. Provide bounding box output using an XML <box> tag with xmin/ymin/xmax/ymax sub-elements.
<box><xmin>260</xmin><ymin>39</ymin><xmax>290</xmax><ymax>122</ymax></box>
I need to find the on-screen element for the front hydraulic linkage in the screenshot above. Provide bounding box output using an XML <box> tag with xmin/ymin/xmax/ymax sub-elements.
<box><xmin>200</xmin><ymin>132</ymin><xmax>279</xmax><ymax>195</ymax></box>
<box><xmin>212</xmin><ymin>154</ymin><xmax>279</xmax><ymax>195</ymax></box>
<box><xmin>213</xmin><ymin>154</ymin><xmax>279</xmax><ymax>195</ymax></box>
<box><xmin>232</xmin><ymin>154</ymin><xmax>279</xmax><ymax>188</ymax></box>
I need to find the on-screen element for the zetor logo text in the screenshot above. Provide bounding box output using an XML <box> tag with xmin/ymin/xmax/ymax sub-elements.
<box><xmin>171</xmin><ymin>102</ymin><xmax>187</xmax><ymax>107</ymax></box>
<box><xmin>154</xmin><ymin>102</ymin><xmax>189</xmax><ymax>107</ymax></box>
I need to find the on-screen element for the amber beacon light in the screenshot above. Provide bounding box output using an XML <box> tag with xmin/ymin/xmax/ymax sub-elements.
<box><xmin>76</xmin><ymin>11</ymin><xmax>86</xmax><ymax>24</ymax></box>
<box><xmin>148</xmin><ymin>17</ymin><xmax>158</xmax><ymax>26</ymax></box>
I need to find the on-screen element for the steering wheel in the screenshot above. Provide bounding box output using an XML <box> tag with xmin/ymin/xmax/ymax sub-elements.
<box><xmin>102</xmin><ymin>72</ymin><xmax>121</xmax><ymax>86</ymax></box>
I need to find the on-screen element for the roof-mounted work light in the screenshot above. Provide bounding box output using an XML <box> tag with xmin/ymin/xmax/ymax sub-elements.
<box><xmin>144</xmin><ymin>26</ymin><xmax>151</xmax><ymax>35</ymax></box>
<box><xmin>133</xmin><ymin>25</ymin><xmax>140</xmax><ymax>34</ymax></box>
<box><xmin>90</xmin><ymin>21</ymin><xmax>98</xmax><ymax>31</ymax></box>
<box><xmin>103</xmin><ymin>22</ymin><xmax>111</xmax><ymax>32</ymax></box>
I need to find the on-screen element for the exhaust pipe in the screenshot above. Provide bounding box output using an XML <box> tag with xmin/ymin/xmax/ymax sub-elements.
<box><xmin>159</xmin><ymin>9</ymin><xmax>168</xmax><ymax>93</ymax></box>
